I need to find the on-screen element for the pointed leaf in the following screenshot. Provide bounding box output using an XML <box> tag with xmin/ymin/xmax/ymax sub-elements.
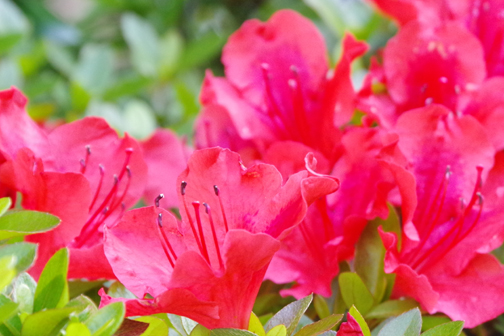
<box><xmin>265</xmin><ymin>295</ymin><xmax>313</xmax><ymax>336</ymax></box>
<box><xmin>377</xmin><ymin>308</ymin><xmax>422</xmax><ymax>336</ymax></box>
<box><xmin>313</xmin><ymin>295</ymin><xmax>330</xmax><ymax>319</ymax></box>
<box><xmin>135</xmin><ymin>316</ymin><xmax>169</xmax><ymax>336</ymax></box>
<box><xmin>211</xmin><ymin>329</ymin><xmax>258</xmax><ymax>336</ymax></box>
<box><xmin>0</xmin><ymin>210</ymin><xmax>60</xmax><ymax>240</ymax></box>
<box><xmin>366</xmin><ymin>300</ymin><xmax>419</xmax><ymax>319</ymax></box>
<box><xmin>190</xmin><ymin>324</ymin><xmax>210</xmax><ymax>336</ymax></box>
<box><xmin>66</xmin><ymin>323</ymin><xmax>92</xmax><ymax>336</ymax></box>
<box><xmin>0</xmin><ymin>242</ymin><xmax>36</xmax><ymax>274</ymax></box>
<box><xmin>349</xmin><ymin>307</ymin><xmax>370</xmax><ymax>336</ymax></box>
<box><xmin>420</xmin><ymin>321</ymin><xmax>463</xmax><ymax>336</ymax></box>
<box><xmin>0</xmin><ymin>256</ymin><xmax>16</xmax><ymax>292</ymax></box>
<box><xmin>249</xmin><ymin>313</ymin><xmax>266</xmax><ymax>336</ymax></box>
<box><xmin>293</xmin><ymin>314</ymin><xmax>342</xmax><ymax>336</ymax></box>
<box><xmin>21</xmin><ymin>307</ymin><xmax>79</xmax><ymax>336</ymax></box>
<box><xmin>338</xmin><ymin>273</ymin><xmax>374</xmax><ymax>315</ymax></box>
<box><xmin>0</xmin><ymin>197</ymin><xmax>11</xmax><ymax>217</ymax></box>
<box><xmin>84</xmin><ymin>301</ymin><xmax>124</xmax><ymax>336</ymax></box>
<box><xmin>33</xmin><ymin>248</ymin><xmax>69</xmax><ymax>312</ymax></box>
<box><xmin>0</xmin><ymin>295</ymin><xmax>18</xmax><ymax>325</ymax></box>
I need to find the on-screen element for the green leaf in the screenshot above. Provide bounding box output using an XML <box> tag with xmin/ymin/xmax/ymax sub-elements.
<box><xmin>420</xmin><ymin>321</ymin><xmax>463</xmax><ymax>336</ymax></box>
<box><xmin>123</xmin><ymin>99</ymin><xmax>157</xmax><ymax>139</ymax></box>
<box><xmin>354</xmin><ymin>207</ymin><xmax>400</xmax><ymax>302</ymax></box>
<box><xmin>66</xmin><ymin>322</ymin><xmax>92</xmax><ymax>336</ymax></box>
<box><xmin>73</xmin><ymin>44</ymin><xmax>114</xmax><ymax>96</ymax></box>
<box><xmin>135</xmin><ymin>316</ymin><xmax>168</xmax><ymax>336</ymax></box>
<box><xmin>0</xmin><ymin>295</ymin><xmax>18</xmax><ymax>325</ymax></box>
<box><xmin>338</xmin><ymin>273</ymin><xmax>374</xmax><ymax>316</ymax></box>
<box><xmin>84</xmin><ymin>301</ymin><xmax>125</xmax><ymax>336</ymax></box>
<box><xmin>210</xmin><ymin>329</ymin><xmax>257</xmax><ymax>336</ymax></box>
<box><xmin>293</xmin><ymin>314</ymin><xmax>342</xmax><ymax>336</ymax></box>
<box><xmin>0</xmin><ymin>242</ymin><xmax>37</xmax><ymax>274</ymax></box>
<box><xmin>0</xmin><ymin>197</ymin><xmax>12</xmax><ymax>217</ymax></box>
<box><xmin>377</xmin><ymin>308</ymin><xmax>422</xmax><ymax>336</ymax></box>
<box><xmin>121</xmin><ymin>13</ymin><xmax>160</xmax><ymax>77</ymax></box>
<box><xmin>313</xmin><ymin>295</ymin><xmax>330</xmax><ymax>319</ymax></box>
<box><xmin>33</xmin><ymin>248</ymin><xmax>69</xmax><ymax>312</ymax></box>
<box><xmin>420</xmin><ymin>316</ymin><xmax>452</xmax><ymax>332</ymax></box>
<box><xmin>266</xmin><ymin>325</ymin><xmax>287</xmax><ymax>336</ymax></box>
<box><xmin>366</xmin><ymin>300</ymin><xmax>419</xmax><ymax>319</ymax></box>
<box><xmin>0</xmin><ymin>0</ymin><xmax>30</xmax><ymax>38</ymax></box>
<box><xmin>265</xmin><ymin>295</ymin><xmax>313</xmax><ymax>336</ymax></box>
<box><xmin>66</xmin><ymin>295</ymin><xmax>98</xmax><ymax>322</ymax></box>
<box><xmin>0</xmin><ymin>256</ymin><xmax>16</xmax><ymax>292</ymax></box>
<box><xmin>0</xmin><ymin>210</ymin><xmax>60</xmax><ymax>240</ymax></box>
<box><xmin>21</xmin><ymin>307</ymin><xmax>78</xmax><ymax>336</ymax></box>
<box><xmin>190</xmin><ymin>324</ymin><xmax>210</xmax><ymax>336</ymax></box>
<box><xmin>349</xmin><ymin>306</ymin><xmax>370</xmax><ymax>336</ymax></box>
<box><xmin>249</xmin><ymin>313</ymin><xmax>266</xmax><ymax>336</ymax></box>
<box><xmin>12</xmin><ymin>273</ymin><xmax>37</xmax><ymax>314</ymax></box>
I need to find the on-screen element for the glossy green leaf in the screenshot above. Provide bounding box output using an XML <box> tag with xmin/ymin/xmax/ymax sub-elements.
<box><xmin>13</xmin><ymin>273</ymin><xmax>36</xmax><ymax>314</ymax></box>
<box><xmin>0</xmin><ymin>197</ymin><xmax>11</xmax><ymax>217</ymax></box>
<box><xmin>135</xmin><ymin>316</ymin><xmax>169</xmax><ymax>336</ymax></box>
<box><xmin>293</xmin><ymin>314</ymin><xmax>342</xmax><ymax>336</ymax></box>
<box><xmin>420</xmin><ymin>316</ymin><xmax>452</xmax><ymax>332</ymax></box>
<box><xmin>33</xmin><ymin>248</ymin><xmax>69</xmax><ymax>312</ymax></box>
<box><xmin>349</xmin><ymin>306</ymin><xmax>370</xmax><ymax>336</ymax></box>
<box><xmin>377</xmin><ymin>308</ymin><xmax>422</xmax><ymax>336</ymax></box>
<box><xmin>338</xmin><ymin>273</ymin><xmax>374</xmax><ymax>316</ymax></box>
<box><xmin>0</xmin><ymin>295</ymin><xmax>18</xmax><ymax>325</ymax></box>
<box><xmin>211</xmin><ymin>329</ymin><xmax>257</xmax><ymax>336</ymax></box>
<box><xmin>249</xmin><ymin>312</ymin><xmax>266</xmax><ymax>336</ymax></box>
<box><xmin>265</xmin><ymin>294</ymin><xmax>313</xmax><ymax>336</ymax></box>
<box><xmin>420</xmin><ymin>321</ymin><xmax>463</xmax><ymax>336</ymax></box>
<box><xmin>66</xmin><ymin>295</ymin><xmax>98</xmax><ymax>322</ymax></box>
<box><xmin>66</xmin><ymin>322</ymin><xmax>92</xmax><ymax>336</ymax></box>
<box><xmin>266</xmin><ymin>325</ymin><xmax>287</xmax><ymax>336</ymax></box>
<box><xmin>21</xmin><ymin>307</ymin><xmax>78</xmax><ymax>336</ymax></box>
<box><xmin>0</xmin><ymin>210</ymin><xmax>60</xmax><ymax>240</ymax></box>
<box><xmin>0</xmin><ymin>242</ymin><xmax>37</xmax><ymax>274</ymax></box>
<box><xmin>121</xmin><ymin>13</ymin><xmax>160</xmax><ymax>77</ymax></box>
<box><xmin>84</xmin><ymin>301</ymin><xmax>125</xmax><ymax>336</ymax></box>
<box><xmin>366</xmin><ymin>300</ymin><xmax>419</xmax><ymax>319</ymax></box>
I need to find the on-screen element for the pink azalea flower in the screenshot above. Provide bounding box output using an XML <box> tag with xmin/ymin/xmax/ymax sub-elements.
<box><xmin>0</xmin><ymin>87</ymin><xmax>148</xmax><ymax>279</ymax></box>
<box><xmin>378</xmin><ymin>104</ymin><xmax>504</xmax><ymax>327</ymax></box>
<box><xmin>100</xmin><ymin>147</ymin><xmax>339</xmax><ymax>329</ymax></box>
<box><xmin>266</xmin><ymin>128</ymin><xmax>396</xmax><ymax>298</ymax></box>
<box><xmin>195</xmin><ymin>9</ymin><xmax>367</xmax><ymax>169</ymax></box>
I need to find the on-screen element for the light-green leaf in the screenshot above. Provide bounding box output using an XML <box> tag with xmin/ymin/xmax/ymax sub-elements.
<box><xmin>21</xmin><ymin>307</ymin><xmax>78</xmax><ymax>336</ymax></box>
<box><xmin>349</xmin><ymin>306</ymin><xmax>370</xmax><ymax>336</ymax></box>
<box><xmin>249</xmin><ymin>312</ymin><xmax>266</xmax><ymax>336</ymax></box>
<box><xmin>135</xmin><ymin>316</ymin><xmax>169</xmax><ymax>336</ymax></box>
<box><xmin>84</xmin><ymin>302</ymin><xmax>125</xmax><ymax>336</ymax></box>
<box><xmin>66</xmin><ymin>322</ymin><xmax>92</xmax><ymax>336</ymax></box>
<box><xmin>210</xmin><ymin>329</ymin><xmax>258</xmax><ymax>336</ymax></box>
<box><xmin>338</xmin><ymin>273</ymin><xmax>374</xmax><ymax>316</ymax></box>
<box><xmin>265</xmin><ymin>295</ymin><xmax>313</xmax><ymax>336</ymax></box>
<box><xmin>0</xmin><ymin>210</ymin><xmax>60</xmax><ymax>240</ymax></box>
<box><xmin>266</xmin><ymin>325</ymin><xmax>287</xmax><ymax>336</ymax></box>
<box><xmin>0</xmin><ymin>242</ymin><xmax>37</xmax><ymax>274</ymax></box>
<box><xmin>33</xmin><ymin>248</ymin><xmax>69</xmax><ymax>312</ymax></box>
<box><xmin>0</xmin><ymin>295</ymin><xmax>18</xmax><ymax>325</ymax></box>
<box><xmin>377</xmin><ymin>308</ymin><xmax>422</xmax><ymax>336</ymax></box>
<box><xmin>420</xmin><ymin>321</ymin><xmax>463</xmax><ymax>336</ymax></box>
<box><xmin>0</xmin><ymin>197</ymin><xmax>11</xmax><ymax>217</ymax></box>
<box><xmin>293</xmin><ymin>314</ymin><xmax>342</xmax><ymax>336</ymax></box>
<box><xmin>0</xmin><ymin>256</ymin><xmax>16</xmax><ymax>292</ymax></box>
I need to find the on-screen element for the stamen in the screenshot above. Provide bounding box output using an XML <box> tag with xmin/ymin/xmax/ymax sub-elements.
<box><xmin>181</xmin><ymin>181</ymin><xmax>187</xmax><ymax>195</ymax></box>
<box><xmin>79</xmin><ymin>145</ymin><xmax>92</xmax><ymax>174</ymax></box>
<box><xmin>203</xmin><ymin>203</ymin><xmax>224</xmax><ymax>269</ymax></box>
<box><xmin>192</xmin><ymin>202</ymin><xmax>211</xmax><ymax>264</ymax></box>
<box><xmin>214</xmin><ymin>185</ymin><xmax>229</xmax><ymax>232</ymax></box>
<box><xmin>156</xmin><ymin>213</ymin><xmax>175</xmax><ymax>268</ymax></box>
<box><xmin>155</xmin><ymin>194</ymin><xmax>164</xmax><ymax>207</ymax></box>
<box><xmin>181</xmin><ymin>182</ymin><xmax>205</xmax><ymax>255</ymax></box>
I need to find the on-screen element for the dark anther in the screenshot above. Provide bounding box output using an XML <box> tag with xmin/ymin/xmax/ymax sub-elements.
<box><xmin>113</xmin><ymin>174</ymin><xmax>119</xmax><ymax>185</ymax></box>
<box><xmin>203</xmin><ymin>202</ymin><xmax>210</xmax><ymax>214</ymax></box>
<box><xmin>126</xmin><ymin>166</ymin><xmax>131</xmax><ymax>178</ymax></box>
<box><xmin>99</xmin><ymin>164</ymin><xmax>105</xmax><ymax>175</ymax></box>
<box><xmin>157</xmin><ymin>213</ymin><xmax>163</xmax><ymax>227</ymax></box>
<box><xmin>155</xmin><ymin>194</ymin><xmax>164</xmax><ymax>207</ymax></box>
<box><xmin>80</xmin><ymin>159</ymin><xmax>86</xmax><ymax>168</ymax></box>
<box><xmin>213</xmin><ymin>185</ymin><xmax>220</xmax><ymax>196</ymax></box>
<box><xmin>181</xmin><ymin>181</ymin><xmax>188</xmax><ymax>195</ymax></box>
<box><xmin>86</xmin><ymin>145</ymin><xmax>91</xmax><ymax>155</ymax></box>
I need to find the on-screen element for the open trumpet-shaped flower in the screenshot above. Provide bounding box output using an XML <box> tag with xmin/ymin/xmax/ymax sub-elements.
<box><xmin>0</xmin><ymin>87</ymin><xmax>147</xmax><ymax>279</ymax></box>
<box><xmin>378</xmin><ymin>104</ymin><xmax>504</xmax><ymax>327</ymax></box>
<box><xmin>195</xmin><ymin>9</ymin><xmax>367</xmax><ymax>169</ymax></box>
<box><xmin>100</xmin><ymin>147</ymin><xmax>339</xmax><ymax>329</ymax></box>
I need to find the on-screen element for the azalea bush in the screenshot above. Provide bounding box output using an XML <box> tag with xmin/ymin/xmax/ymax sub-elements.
<box><xmin>1</xmin><ymin>0</ymin><xmax>504</xmax><ymax>335</ymax></box>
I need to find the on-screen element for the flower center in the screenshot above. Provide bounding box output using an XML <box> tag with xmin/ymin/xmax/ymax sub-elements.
<box><xmin>71</xmin><ymin>145</ymin><xmax>133</xmax><ymax>248</ymax></box>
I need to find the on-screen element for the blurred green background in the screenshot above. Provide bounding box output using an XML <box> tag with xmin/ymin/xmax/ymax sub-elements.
<box><xmin>0</xmin><ymin>0</ymin><xmax>395</xmax><ymax>140</ymax></box>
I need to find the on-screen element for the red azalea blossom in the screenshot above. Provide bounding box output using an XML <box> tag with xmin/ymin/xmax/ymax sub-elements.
<box><xmin>100</xmin><ymin>147</ymin><xmax>339</xmax><ymax>329</ymax></box>
<box><xmin>337</xmin><ymin>313</ymin><xmax>365</xmax><ymax>336</ymax></box>
<box><xmin>195</xmin><ymin>9</ymin><xmax>367</xmax><ymax>169</ymax></box>
<box><xmin>0</xmin><ymin>87</ymin><xmax>147</xmax><ymax>279</ymax></box>
<box><xmin>266</xmin><ymin>128</ymin><xmax>395</xmax><ymax>298</ymax></box>
<box><xmin>378</xmin><ymin>104</ymin><xmax>504</xmax><ymax>327</ymax></box>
